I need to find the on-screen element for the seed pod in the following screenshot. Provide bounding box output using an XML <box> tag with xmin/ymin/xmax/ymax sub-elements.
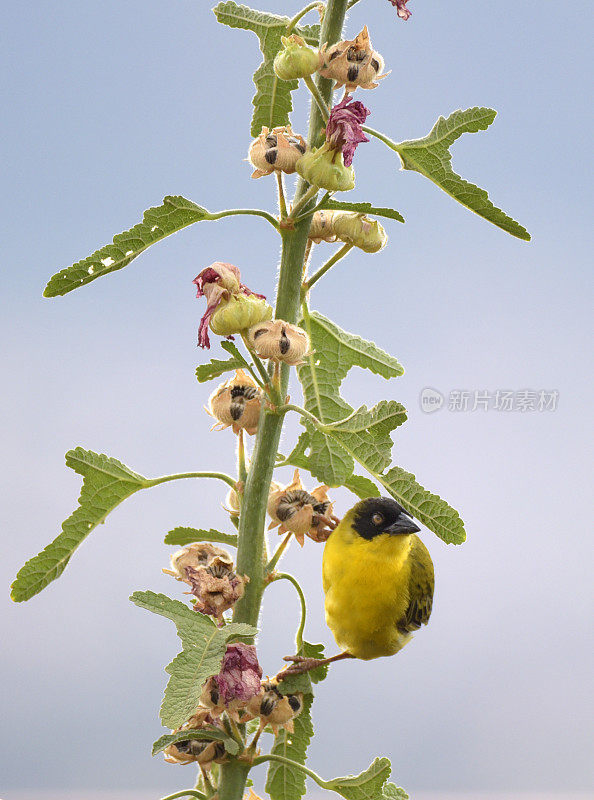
<box><xmin>206</xmin><ymin>370</ymin><xmax>263</xmax><ymax>436</ymax></box>
<box><xmin>164</xmin><ymin>738</ymin><xmax>226</xmax><ymax>768</ymax></box>
<box><xmin>247</xmin><ymin>320</ymin><xmax>310</xmax><ymax>366</ymax></box>
<box><xmin>164</xmin><ymin>542</ymin><xmax>233</xmax><ymax>582</ymax></box>
<box><xmin>332</xmin><ymin>212</ymin><xmax>388</xmax><ymax>253</ymax></box>
<box><xmin>267</xmin><ymin>469</ymin><xmax>338</xmax><ymax>546</ymax></box>
<box><xmin>295</xmin><ymin>141</ymin><xmax>355</xmax><ymax>192</ymax></box>
<box><xmin>319</xmin><ymin>26</ymin><xmax>386</xmax><ymax>91</ymax></box>
<box><xmin>246</xmin><ymin>682</ymin><xmax>303</xmax><ymax>734</ymax></box>
<box><xmin>249</xmin><ymin>125</ymin><xmax>307</xmax><ymax>179</ymax></box>
<box><xmin>209</xmin><ymin>294</ymin><xmax>273</xmax><ymax>336</ymax></box>
<box><xmin>185</xmin><ymin>557</ymin><xmax>246</xmax><ymax>621</ymax></box>
<box><xmin>273</xmin><ymin>34</ymin><xmax>319</xmax><ymax>80</ymax></box>
<box><xmin>308</xmin><ymin>210</ymin><xmax>338</xmax><ymax>243</ymax></box>
<box><xmin>223</xmin><ymin>486</ymin><xmax>240</xmax><ymax>517</ymax></box>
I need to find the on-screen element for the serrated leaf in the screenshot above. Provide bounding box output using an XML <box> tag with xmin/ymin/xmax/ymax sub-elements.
<box><xmin>196</xmin><ymin>357</ymin><xmax>247</xmax><ymax>383</ymax></box>
<box><xmin>265</xmin><ymin>694</ymin><xmax>314</xmax><ymax>800</ymax></box>
<box><xmin>44</xmin><ymin>196</ymin><xmax>210</xmax><ymax>297</ymax></box>
<box><xmin>164</xmin><ymin>527</ymin><xmax>238</xmax><ymax>547</ymax></box>
<box><xmin>130</xmin><ymin>590</ymin><xmax>256</xmax><ymax>728</ymax></box>
<box><xmin>371</xmin><ymin>107</ymin><xmax>530</xmax><ymax>240</ymax></box>
<box><xmin>213</xmin><ymin>2</ymin><xmax>320</xmax><ymax>137</ymax></box>
<box><xmin>277</xmin><ymin>641</ymin><xmax>327</xmax><ymax>697</ymax></box>
<box><xmin>344</xmin><ymin>473</ymin><xmax>381</xmax><ymax>499</ymax></box>
<box><xmin>383</xmin><ymin>783</ymin><xmax>409</xmax><ymax>800</ymax></box>
<box><xmin>323</xmin><ymin>757</ymin><xmax>392</xmax><ymax>800</ymax></box>
<box><xmin>11</xmin><ymin>448</ymin><xmax>149</xmax><ymax>602</ymax></box>
<box><xmin>319</xmin><ymin>199</ymin><xmax>405</xmax><ymax>224</ymax></box>
<box><xmin>302</xmin><ymin>640</ymin><xmax>328</xmax><ymax>684</ymax></box>
<box><xmin>294</xmin><ymin>312</ymin><xmax>404</xmax><ymax>486</ymax></box>
<box><xmin>382</xmin><ymin>466</ymin><xmax>466</xmax><ymax>545</ymax></box>
<box><xmin>151</xmin><ymin>728</ymin><xmax>238</xmax><ymax>757</ymax></box>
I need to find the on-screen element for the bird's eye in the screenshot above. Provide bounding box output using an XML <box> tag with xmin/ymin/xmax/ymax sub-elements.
<box><xmin>372</xmin><ymin>512</ymin><xmax>384</xmax><ymax>526</ymax></box>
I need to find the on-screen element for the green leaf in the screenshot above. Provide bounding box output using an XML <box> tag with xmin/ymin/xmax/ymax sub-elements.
<box><xmin>265</xmin><ymin>694</ymin><xmax>314</xmax><ymax>800</ymax></box>
<box><xmin>152</xmin><ymin>728</ymin><xmax>239</xmax><ymax>757</ymax></box>
<box><xmin>277</xmin><ymin>641</ymin><xmax>327</xmax><ymax>697</ymax></box>
<box><xmin>382</xmin><ymin>783</ymin><xmax>409</xmax><ymax>800</ymax></box>
<box><xmin>11</xmin><ymin>448</ymin><xmax>149</xmax><ymax>602</ymax></box>
<box><xmin>295</xmin><ymin>312</ymin><xmax>404</xmax><ymax>486</ymax></box>
<box><xmin>196</xmin><ymin>341</ymin><xmax>251</xmax><ymax>383</ymax></box>
<box><xmin>371</xmin><ymin>108</ymin><xmax>530</xmax><ymax>240</ymax></box>
<box><xmin>164</xmin><ymin>527</ymin><xmax>238</xmax><ymax>547</ymax></box>
<box><xmin>323</xmin><ymin>757</ymin><xmax>392</xmax><ymax>800</ymax></box>
<box><xmin>302</xmin><ymin>640</ymin><xmax>328</xmax><ymax>684</ymax></box>
<box><xmin>344</xmin><ymin>473</ymin><xmax>381</xmax><ymax>500</ymax></box>
<box><xmin>44</xmin><ymin>196</ymin><xmax>210</xmax><ymax>297</ymax></box>
<box><xmin>319</xmin><ymin>199</ymin><xmax>405</xmax><ymax>224</ymax></box>
<box><xmin>130</xmin><ymin>590</ymin><xmax>257</xmax><ymax>728</ymax></box>
<box><xmin>381</xmin><ymin>466</ymin><xmax>466</xmax><ymax>545</ymax></box>
<box><xmin>213</xmin><ymin>2</ymin><xmax>320</xmax><ymax>137</ymax></box>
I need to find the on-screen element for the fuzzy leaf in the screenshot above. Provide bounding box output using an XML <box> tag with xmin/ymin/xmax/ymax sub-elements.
<box><xmin>164</xmin><ymin>527</ymin><xmax>238</xmax><ymax>547</ymax></box>
<box><xmin>152</xmin><ymin>728</ymin><xmax>239</xmax><ymax>757</ymax></box>
<box><xmin>11</xmin><ymin>448</ymin><xmax>149</xmax><ymax>602</ymax></box>
<box><xmin>376</xmin><ymin>108</ymin><xmax>530</xmax><ymax>240</ymax></box>
<box><xmin>213</xmin><ymin>2</ymin><xmax>320</xmax><ymax>137</ymax></box>
<box><xmin>319</xmin><ymin>199</ymin><xmax>405</xmax><ymax>224</ymax></box>
<box><xmin>265</xmin><ymin>694</ymin><xmax>314</xmax><ymax>800</ymax></box>
<box><xmin>196</xmin><ymin>356</ymin><xmax>248</xmax><ymax>383</ymax></box>
<box><xmin>302</xmin><ymin>640</ymin><xmax>328</xmax><ymax>684</ymax></box>
<box><xmin>44</xmin><ymin>196</ymin><xmax>210</xmax><ymax>297</ymax></box>
<box><xmin>382</xmin><ymin>784</ymin><xmax>409</xmax><ymax>800</ymax></box>
<box><xmin>130</xmin><ymin>591</ymin><xmax>256</xmax><ymax>728</ymax></box>
<box><xmin>344</xmin><ymin>473</ymin><xmax>381</xmax><ymax>499</ymax></box>
<box><xmin>382</xmin><ymin>466</ymin><xmax>466</xmax><ymax>544</ymax></box>
<box><xmin>323</xmin><ymin>757</ymin><xmax>392</xmax><ymax>800</ymax></box>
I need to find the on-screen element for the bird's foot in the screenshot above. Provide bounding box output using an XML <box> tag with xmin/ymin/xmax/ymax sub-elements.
<box><xmin>278</xmin><ymin>651</ymin><xmax>354</xmax><ymax>678</ymax></box>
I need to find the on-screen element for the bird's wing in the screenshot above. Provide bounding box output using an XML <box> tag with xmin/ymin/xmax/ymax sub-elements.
<box><xmin>397</xmin><ymin>535</ymin><xmax>435</xmax><ymax>634</ymax></box>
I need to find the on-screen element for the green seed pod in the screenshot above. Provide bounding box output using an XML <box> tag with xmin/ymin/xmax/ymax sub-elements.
<box><xmin>273</xmin><ymin>35</ymin><xmax>320</xmax><ymax>80</ymax></box>
<box><xmin>295</xmin><ymin>142</ymin><xmax>355</xmax><ymax>193</ymax></box>
<box><xmin>332</xmin><ymin>212</ymin><xmax>388</xmax><ymax>253</ymax></box>
<box><xmin>209</xmin><ymin>294</ymin><xmax>273</xmax><ymax>336</ymax></box>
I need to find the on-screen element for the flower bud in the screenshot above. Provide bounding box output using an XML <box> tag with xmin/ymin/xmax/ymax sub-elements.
<box><xmin>273</xmin><ymin>34</ymin><xmax>320</xmax><ymax>80</ymax></box>
<box><xmin>247</xmin><ymin>320</ymin><xmax>310</xmax><ymax>367</ymax></box>
<box><xmin>249</xmin><ymin>125</ymin><xmax>307</xmax><ymax>179</ymax></box>
<box><xmin>267</xmin><ymin>469</ymin><xmax>338</xmax><ymax>546</ymax></box>
<box><xmin>332</xmin><ymin>212</ymin><xmax>388</xmax><ymax>253</ymax></box>
<box><xmin>319</xmin><ymin>26</ymin><xmax>386</xmax><ymax>91</ymax></box>
<box><xmin>209</xmin><ymin>294</ymin><xmax>273</xmax><ymax>337</ymax></box>
<box><xmin>295</xmin><ymin>141</ymin><xmax>355</xmax><ymax>192</ymax></box>
<box><xmin>207</xmin><ymin>370</ymin><xmax>263</xmax><ymax>436</ymax></box>
<box><xmin>308</xmin><ymin>210</ymin><xmax>338</xmax><ymax>243</ymax></box>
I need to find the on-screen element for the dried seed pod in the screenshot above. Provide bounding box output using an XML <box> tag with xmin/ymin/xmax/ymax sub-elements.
<box><xmin>164</xmin><ymin>738</ymin><xmax>226</xmax><ymax>768</ymax></box>
<box><xmin>200</xmin><ymin>643</ymin><xmax>263</xmax><ymax>719</ymax></box>
<box><xmin>246</xmin><ymin>681</ymin><xmax>303</xmax><ymax>734</ymax></box>
<box><xmin>247</xmin><ymin>320</ymin><xmax>310</xmax><ymax>366</ymax></box>
<box><xmin>295</xmin><ymin>141</ymin><xmax>355</xmax><ymax>192</ymax></box>
<box><xmin>248</xmin><ymin>125</ymin><xmax>307</xmax><ymax>179</ymax></box>
<box><xmin>332</xmin><ymin>212</ymin><xmax>388</xmax><ymax>253</ymax></box>
<box><xmin>223</xmin><ymin>486</ymin><xmax>240</xmax><ymax>517</ymax></box>
<box><xmin>206</xmin><ymin>369</ymin><xmax>263</xmax><ymax>435</ymax></box>
<box><xmin>273</xmin><ymin>34</ymin><xmax>319</xmax><ymax>80</ymax></box>
<box><xmin>267</xmin><ymin>469</ymin><xmax>338</xmax><ymax>546</ymax></box>
<box><xmin>164</xmin><ymin>542</ymin><xmax>233</xmax><ymax>582</ymax></box>
<box><xmin>319</xmin><ymin>26</ymin><xmax>386</xmax><ymax>91</ymax></box>
<box><xmin>185</xmin><ymin>557</ymin><xmax>246</xmax><ymax>621</ymax></box>
<box><xmin>209</xmin><ymin>294</ymin><xmax>273</xmax><ymax>336</ymax></box>
<box><xmin>308</xmin><ymin>210</ymin><xmax>339</xmax><ymax>243</ymax></box>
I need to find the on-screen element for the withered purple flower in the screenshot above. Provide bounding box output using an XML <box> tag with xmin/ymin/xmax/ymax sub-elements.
<box><xmin>389</xmin><ymin>0</ymin><xmax>412</xmax><ymax>21</ymax></box>
<box><xmin>325</xmin><ymin>96</ymin><xmax>371</xmax><ymax>167</ymax></box>
<box><xmin>213</xmin><ymin>643</ymin><xmax>262</xmax><ymax>704</ymax></box>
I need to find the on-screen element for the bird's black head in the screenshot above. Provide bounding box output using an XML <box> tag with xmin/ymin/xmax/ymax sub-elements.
<box><xmin>351</xmin><ymin>497</ymin><xmax>420</xmax><ymax>540</ymax></box>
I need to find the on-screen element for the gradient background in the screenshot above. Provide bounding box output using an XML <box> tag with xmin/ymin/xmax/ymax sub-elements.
<box><xmin>1</xmin><ymin>1</ymin><xmax>592</xmax><ymax>798</ymax></box>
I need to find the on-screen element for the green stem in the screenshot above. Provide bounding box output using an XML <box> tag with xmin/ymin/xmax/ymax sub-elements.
<box><xmin>237</xmin><ymin>430</ymin><xmax>247</xmax><ymax>485</ymax></box>
<box><xmin>147</xmin><ymin>471</ymin><xmax>236</xmax><ymax>490</ymax></box>
<box><xmin>240</xmin><ymin>333</ymin><xmax>273</xmax><ymax>391</ymax></box>
<box><xmin>252</xmin><ymin>753</ymin><xmax>328</xmax><ymax>787</ymax></box>
<box><xmin>289</xmin><ymin>184</ymin><xmax>319</xmax><ymax>220</ymax></box>
<box><xmin>293</xmin><ymin>190</ymin><xmax>332</xmax><ymax>223</ymax></box>
<box><xmin>266</xmin><ymin>530</ymin><xmax>293</xmax><ymax>572</ymax></box>
<box><xmin>271</xmin><ymin>572</ymin><xmax>307</xmax><ymax>650</ymax></box>
<box><xmin>286</xmin><ymin>1</ymin><xmax>323</xmax><ymax>34</ymax></box>
<box><xmin>207</xmin><ymin>208</ymin><xmax>280</xmax><ymax>231</ymax></box>
<box><xmin>217</xmin><ymin>3</ymin><xmax>350</xmax><ymax>798</ymax></box>
<box><xmin>362</xmin><ymin>124</ymin><xmax>401</xmax><ymax>153</ymax></box>
<box><xmin>302</xmin><ymin>242</ymin><xmax>353</xmax><ymax>295</ymax></box>
<box><xmin>160</xmin><ymin>791</ymin><xmax>207</xmax><ymax>800</ymax></box>
<box><xmin>276</xmin><ymin>171</ymin><xmax>288</xmax><ymax>219</ymax></box>
<box><xmin>303</xmin><ymin>74</ymin><xmax>330</xmax><ymax>122</ymax></box>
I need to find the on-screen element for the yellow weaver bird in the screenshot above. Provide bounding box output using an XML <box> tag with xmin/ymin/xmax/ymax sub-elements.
<box><xmin>282</xmin><ymin>497</ymin><xmax>434</xmax><ymax>674</ymax></box>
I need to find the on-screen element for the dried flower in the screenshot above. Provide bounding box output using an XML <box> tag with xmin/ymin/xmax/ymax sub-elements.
<box><xmin>164</xmin><ymin>542</ymin><xmax>233</xmax><ymax>582</ymax></box>
<box><xmin>332</xmin><ymin>211</ymin><xmax>388</xmax><ymax>253</ymax></box>
<box><xmin>308</xmin><ymin>210</ymin><xmax>339</xmax><ymax>243</ymax></box>
<box><xmin>223</xmin><ymin>486</ymin><xmax>240</xmax><ymax>517</ymax></box>
<box><xmin>193</xmin><ymin>262</ymin><xmax>266</xmax><ymax>349</ymax></box>
<box><xmin>200</xmin><ymin>643</ymin><xmax>263</xmax><ymax>719</ymax></box>
<box><xmin>389</xmin><ymin>0</ymin><xmax>412</xmax><ymax>21</ymax></box>
<box><xmin>319</xmin><ymin>26</ymin><xmax>386</xmax><ymax>91</ymax></box>
<box><xmin>248</xmin><ymin>125</ymin><xmax>307</xmax><ymax>179</ymax></box>
<box><xmin>246</xmin><ymin>681</ymin><xmax>303</xmax><ymax>734</ymax></box>
<box><xmin>295</xmin><ymin>140</ymin><xmax>355</xmax><ymax>192</ymax></box>
<box><xmin>274</xmin><ymin>34</ymin><xmax>319</xmax><ymax>80</ymax></box>
<box><xmin>206</xmin><ymin>369</ymin><xmax>264</xmax><ymax>436</ymax></box>
<box><xmin>164</xmin><ymin>738</ymin><xmax>226</xmax><ymax>768</ymax></box>
<box><xmin>267</xmin><ymin>469</ymin><xmax>338</xmax><ymax>546</ymax></box>
<box><xmin>325</xmin><ymin>96</ymin><xmax>370</xmax><ymax>167</ymax></box>
<box><xmin>247</xmin><ymin>319</ymin><xmax>310</xmax><ymax>366</ymax></box>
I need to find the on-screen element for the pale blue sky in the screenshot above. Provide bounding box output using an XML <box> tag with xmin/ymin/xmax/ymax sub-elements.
<box><xmin>1</xmin><ymin>1</ymin><xmax>593</xmax><ymax>797</ymax></box>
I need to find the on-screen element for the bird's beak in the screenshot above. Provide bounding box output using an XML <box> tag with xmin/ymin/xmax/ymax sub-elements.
<box><xmin>384</xmin><ymin>516</ymin><xmax>420</xmax><ymax>535</ymax></box>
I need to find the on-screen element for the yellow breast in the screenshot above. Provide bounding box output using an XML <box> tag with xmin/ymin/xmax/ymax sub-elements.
<box><xmin>322</xmin><ymin>522</ymin><xmax>413</xmax><ymax>660</ymax></box>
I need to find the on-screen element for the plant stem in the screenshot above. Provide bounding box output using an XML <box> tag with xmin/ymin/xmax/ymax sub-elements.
<box><xmin>217</xmin><ymin>3</ymin><xmax>350</xmax><ymax>798</ymax></box>
<box><xmin>207</xmin><ymin>208</ymin><xmax>280</xmax><ymax>231</ymax></box>
<box><xmin>237</xmin><ymin>430</ymin><xmax>247</xmax><ymax>485</ymax></box>
<box><xmin>147</xmin><ymin>471</ymin><xmax>236</xmax><ymax>490</ymax></box>
<box><xmin>286</xmin><ymin>1</ymin><xmax>323</xmax><ymax>34</ymax></box>
<box><xmin>293</xmin><ymin>189</ymin><xmax>332</xmax><ymax>223</ymax></box>
<box><xmin>240</xmin><ymin>333</ymin><xmax>272</xmax><ymax>390</ymax></box>
<box><xmin>276</xmin><ymin>171</ymin><xmax>288</xmax><ymax>219</ymax></box>
<box><xmin>271</xmin><ymin>572</ymin><xmax>307</xmax><ymax>650</ymax></box>
<box><xmin>252</xmin><ymin>753</ymin><xmax>327</xmax><ymax>787</ymax></box>
<box><xmin>160</xmin><ymin>791</ymin><xmax>206</xmax><ymax>800</ymax></box>
<box><xmin>303</xmin><ymin>74</ymin><xmax>330</xmax><ymax>122</ymax></box>
<box><xmin>266</xmin><ymin>530</ymin><xmax>293</xmax><ymax>572</ymax></box>
<box><xmin>289</xmin><ymin>184</ymin><xmax>319</xmax><ymax>220</ymax></box>
<box><xmin>302</xmin><ymin>242</ymin><xmax>353</xmax><ymax>295</ymax></box>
